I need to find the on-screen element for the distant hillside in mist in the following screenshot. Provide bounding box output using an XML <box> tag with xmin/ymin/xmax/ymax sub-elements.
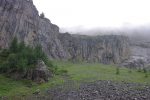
<box><xmin>60</xmin><ymin>26</ymin><xmax>150</xmax><ymax>42</ymax></box>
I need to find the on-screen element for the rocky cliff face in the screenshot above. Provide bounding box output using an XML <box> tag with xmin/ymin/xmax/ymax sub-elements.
<box><xmin>59</xmin><ymin>33</ymin><xmax>130</xmax><ymax>64</ymax></box>
<box><xmin>121</xmin><ymin>38</ymin><xmax>150</xmax><ymax>69</ymax></box>
<box><xmin>0</xmin><ymin>0</ymin><xmax>130</xmax><ymax>64</ymax></box>
<box><xmin>0</xmin><ymin>0</ymin><xmax>67</xmax><ymax>59</ymax></box>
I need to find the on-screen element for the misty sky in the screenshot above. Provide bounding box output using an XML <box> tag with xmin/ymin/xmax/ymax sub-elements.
<box><xmin>33</xmin><ymin>0</ymin><xmax>150</xmax><ymax>31</ymax></box>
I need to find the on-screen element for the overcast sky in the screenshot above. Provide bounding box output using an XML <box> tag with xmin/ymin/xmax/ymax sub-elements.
<box><xmin>33</xmin><ymin>0</ymin><xmax>150</xmax><ymax>31</ymax></box>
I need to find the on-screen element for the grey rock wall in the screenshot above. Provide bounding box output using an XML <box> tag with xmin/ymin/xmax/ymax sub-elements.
<box><xmin>121</xmin><ymin>40</ymin><xmax>150</xmax><ymax>69</ymax></box>
<box><xmin>0</xmin><ymin>0</ymin><xmax>67</xmax><ymax>59</ymax></box>
<box><xmin>59</xmin><ymin>33</ymin><xmax>130</xmax><ymax>64</ymax></box>
<box><xmin>0</xmin><ymin>0</ymin><xmax>130</xmax><ymax>64</ymax></box>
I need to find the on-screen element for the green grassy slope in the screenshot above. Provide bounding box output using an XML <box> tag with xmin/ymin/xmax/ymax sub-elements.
<box><xmin>0</xmin><ymin>61</ymin><xmax>150</xmax><ymax>98</ymax></box>
<box><xmin>0</xmin><ymin>75</ymin><xmax>64</xmax><ymax>97</ymax></box>
<box><xmin>54</xmin><ymin>61</ymin><xmax>150</xmax><ymax>84</ymax></box>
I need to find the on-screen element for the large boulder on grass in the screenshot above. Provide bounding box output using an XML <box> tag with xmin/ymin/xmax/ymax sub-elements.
<box><xmin>31</xmin><ymin>60</ymin><xmax>52</xmax><ymax>83</ymax></box>
<box><xmin>9</xmin><ymin>60</ymin><xmax>52</xmax><ymax>83</ymax></box>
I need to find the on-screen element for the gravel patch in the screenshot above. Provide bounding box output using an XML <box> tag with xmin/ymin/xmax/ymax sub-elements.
<box><xmin>42</xmin><ymin>80</ymin><xmax>150</xmax><ymax>100</ymax></box>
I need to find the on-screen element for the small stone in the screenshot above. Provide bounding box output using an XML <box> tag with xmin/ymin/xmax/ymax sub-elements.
<box><xmin>92</xmin><ymin>91</ymin><xmax>99</xmax><ymax>95</ymax></box>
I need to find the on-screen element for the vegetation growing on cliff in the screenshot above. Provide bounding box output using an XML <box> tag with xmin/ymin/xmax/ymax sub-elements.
<box><xmin>0</xmin><ymin>37</ymin><xmax>52</xmax><ymax>73</ymax></box>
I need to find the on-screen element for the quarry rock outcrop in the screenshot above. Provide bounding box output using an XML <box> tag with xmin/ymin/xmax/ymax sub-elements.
<box><xmin>59</xmin><ymin>33</ymin><xmax>130</xmax><ymax>64</ymax></box>
<box><xmin>121</xmin><ymin>40</ymin><xmax>150</xmax><ymax>69</ymax></box>
<box><xmin>0</xmin><ymin>0</ymin><xmax>130</xmax><ymax>64</ymax></box>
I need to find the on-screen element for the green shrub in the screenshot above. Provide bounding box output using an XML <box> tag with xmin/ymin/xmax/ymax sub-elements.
<box><xmin>0</xmin><ymin>37</ymin><xmax>53</xmax><ymax>73</ymax></box>
<box><xmin>128</xmin><ymin>69</ymin><xmax>132</xmax><ymax>73</ymax></box>
<box><xmin>143</xmin><ymin>68</ymin><xmax>148</xmax><ymax>78</ymax></box>
<box><xmin>116</xmin><ymin>67</ymin><xmax>120</xmax><ymax>75</ymax></box>
<box><xmin>137</xmin><ymin>68</ymin><xmax>142</xmax><ymax>72</ymax></box>
<box><xmin>9</xmin><ymin>37</ymin><xmax>18</xmax><ymax>53</ymax></box>
<box><xmin>55</xmin><ymin>69</ymin><xmax>68</xmax><ymax>75</ymax></box>
<box><xmin>143</xmin><ymin>68</ymin><xmax>147</xmax><ymax>73</ymax></box>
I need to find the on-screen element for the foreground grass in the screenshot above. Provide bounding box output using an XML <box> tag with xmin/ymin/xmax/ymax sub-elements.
<box><xmin>0</xmin><ymin>75</ymin><xmax>64</xmax><ymax>98</ymax></box>
<box><xmin>0</xmin><ymin>61</ymin><xmax>150</xmax><ymax>98</ymax></box>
